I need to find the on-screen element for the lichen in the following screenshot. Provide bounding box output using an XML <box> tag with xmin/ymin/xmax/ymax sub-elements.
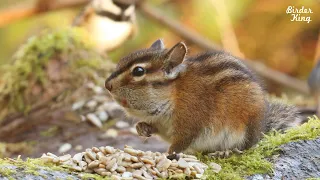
<box><xmin>201</xmin><ymin>115</ymin><xmax>320</xmax><ymax>180</ymax></box>
<box><xmin>0</xmin><ymin>27</ymin><xmax>112</xmax><ymax>121</ymax></box>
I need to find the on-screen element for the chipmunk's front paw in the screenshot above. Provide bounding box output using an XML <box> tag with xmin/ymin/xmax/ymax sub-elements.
<box><xmin>208</xmin><ymin>148</ymin><xmax>243</xmax><ymax>158</ymax></box>
<box><xmin>136</xmin><ymin>122</ymin><xmax>156</xmax><ymax>137</ymax></box>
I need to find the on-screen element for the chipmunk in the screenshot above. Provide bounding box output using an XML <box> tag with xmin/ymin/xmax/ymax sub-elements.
<box><xmin>105</xmin><ymin>39</ymin><xmax>302</xmax><ymax>157</ymax></box>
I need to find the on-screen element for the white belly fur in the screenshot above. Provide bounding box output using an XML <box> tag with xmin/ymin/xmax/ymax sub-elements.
<box><xmin>189</xmin><ymin>127</ymin><xmax>246</xmax><ymax>153</ymax></box>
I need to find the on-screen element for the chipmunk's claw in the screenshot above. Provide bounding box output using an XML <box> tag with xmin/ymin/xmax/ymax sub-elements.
<box><xmin>233</xmin><ymin>148</ymin><xmax>243</xmax><ymax>154</ymax></box>
<box><xmin>167</xmin><ymin>153</ymin><xmax>180</xmax><ymax>161</ymax></box>
<box><xmin>208</xmin><ymin>148</ymin><xmax>243</xmax><ymax>158</ymax></box>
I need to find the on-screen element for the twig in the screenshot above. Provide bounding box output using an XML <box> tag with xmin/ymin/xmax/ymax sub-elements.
<box><xmin>137</xmin><ymin>2</ymin><xmax>309</xmax><ymax>94</ymax></box>
<box><xmin>138</xmin><ymin>3</ymin><xmax>221</xmax><ymax>50</ymax></box>
<box><xmin>0</xmin><ymin>0</ymin><xmax>90</xmax><ymax>27</ymax></box>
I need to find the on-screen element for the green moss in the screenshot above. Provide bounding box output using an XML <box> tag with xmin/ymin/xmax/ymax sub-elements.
<box><xmin>0</xmin><ymin>27</ymin><xmax>111</xmax><ymax>121</ymax></box>
<box><xmin>80</xmin><ymin>173</ymin><xmax>110</xmax><ymax>180</ymax></box>
<box><xmin>201</xmin><ymin>115</ymin><xmax>320</xmax><ymax>180</ymax></box>
<box><xmin>0</xmin><ymin>157</ymin><xmax>71</xmax><ymax>179</ymax></box>
<box><xmin>0</xmin><ymin>165</ymin><xmax>17</xmax><ymax>177</ymax></box>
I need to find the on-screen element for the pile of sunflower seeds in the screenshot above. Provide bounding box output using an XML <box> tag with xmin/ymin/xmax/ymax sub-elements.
<box><xmin>40</xmin><ymin>145</ymin><xmax>209</xmax><ymax>179</ymax></box>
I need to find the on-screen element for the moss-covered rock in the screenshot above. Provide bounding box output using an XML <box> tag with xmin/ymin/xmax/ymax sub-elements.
<box><xmin>0</xmin><ymin>28</ymin><xmax>114</xmax><ymax>121</ymax></box>
<box><xmin>201</xmin><ymin>115</ymin><xmax>320</xmax><ymax>180</ymax></box>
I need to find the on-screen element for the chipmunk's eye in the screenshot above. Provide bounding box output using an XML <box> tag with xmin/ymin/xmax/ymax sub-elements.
<box><xmin>132</xmin><ymin>66</ymin><xmax>145</xmax><ymax>77</ymax></box>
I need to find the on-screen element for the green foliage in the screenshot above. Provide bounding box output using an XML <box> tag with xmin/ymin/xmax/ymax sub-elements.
<box><xmin>201</xmin><ymin>116</ymin><xmax>320</xmax><ymax>180</ymax></box>
<box><xmin>0</xmin><ymin>27</ymin><xmax>109</xmax><ymax>120</ymax></box>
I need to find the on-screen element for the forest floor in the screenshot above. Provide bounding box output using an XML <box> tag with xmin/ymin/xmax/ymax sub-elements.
<box><xmin>2</xmin><ymin>110</ymin><xmax>169</xmax><ymax>159</ymax></box>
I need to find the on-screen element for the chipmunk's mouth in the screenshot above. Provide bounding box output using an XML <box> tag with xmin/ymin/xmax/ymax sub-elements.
<box><xmin>120</xmin><ymin>98</ymin><xmax>128</xmax><ymax>107</ymax></box>
<box><xmin>114</xmin><ymin>97</ymin><xmax>129</xmax><ymax>108</ymax></box>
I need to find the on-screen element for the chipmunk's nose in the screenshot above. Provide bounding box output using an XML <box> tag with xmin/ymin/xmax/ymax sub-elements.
<box><xmin>105</xmin><ymin>80</ymin><xmax>113</xmax><ymax>92</ymax></box>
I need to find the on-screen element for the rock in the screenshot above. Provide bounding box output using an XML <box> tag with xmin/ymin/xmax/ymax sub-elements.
<box><xmin>86</xmin><ymin>113</ymin><xmax>103</xmax><ymax>128</ymax></box>
<box><xmin>247</xmin><ymin>138</ymin><xmax>320</xmax><ymax>179</ymax></box>
<box><xmin>58</xmin><ymin>143</ymin><xmax>72</xmax><ymax>154</ymax></box>
<box><xmin>116</xmin><ymin>121</ymin><xmax>130</xmax><ymax>129</ymax></box>
<box><xmin>97</xmin><ymin>110</ymin><xmax>109</xmax><ymax>122</ymax></box>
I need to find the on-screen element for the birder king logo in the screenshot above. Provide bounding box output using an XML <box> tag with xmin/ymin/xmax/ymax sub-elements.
<box><xmin>286</xmin><ymin>6</ymin><xmax>313</xmax><ymax>23</ymax></box>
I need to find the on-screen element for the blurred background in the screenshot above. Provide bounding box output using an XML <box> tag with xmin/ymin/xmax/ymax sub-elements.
<box><xmin>0</xmin><ymin>0</ymin><xmax>319</xmax><ymax>159</ymax></box>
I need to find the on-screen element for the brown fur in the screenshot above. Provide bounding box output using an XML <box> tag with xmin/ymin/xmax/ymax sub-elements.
<box><xmin>105</xmin><ymin>40</ymin><xmax>301</xmax><ymax>155</ymax></box>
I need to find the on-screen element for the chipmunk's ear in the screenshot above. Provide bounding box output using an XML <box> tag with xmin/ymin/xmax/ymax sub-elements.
<box><xmin>150</xmin><ymin>39</ymin><xmax>165</xmax><ymax>50</ymax></box>
<box><xmin>163</xmin><ymin>42</ymin><xmax>187</xmax><ymax>72</ymax></box>
<box><xmin>163</xmin><ymin>42</ymin><xmax>187</xmax><ymax>79</ymax></box>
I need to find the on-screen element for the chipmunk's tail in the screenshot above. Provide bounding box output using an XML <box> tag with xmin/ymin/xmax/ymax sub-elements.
<box><xmin>263</xmin><ymin>101</ymin><xmax>302</xmax><ymax>132</ymax></box>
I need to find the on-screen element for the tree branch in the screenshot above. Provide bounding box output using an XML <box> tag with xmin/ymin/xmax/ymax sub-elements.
<box><xmin>0</xmin><ymin>0</ymin><xmax>90</xmax><ymax>27</ymax></box>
